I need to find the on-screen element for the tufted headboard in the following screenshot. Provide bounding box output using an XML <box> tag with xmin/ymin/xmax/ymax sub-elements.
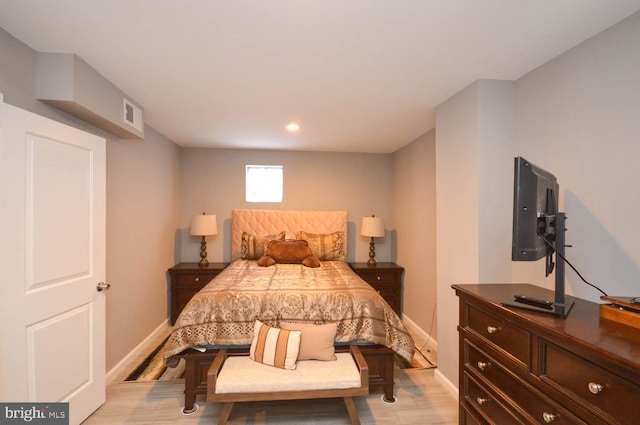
<box><xmin>231</xmin><ymin>209</ymin><xmax>348</xmax><ymax>261</ymax></box>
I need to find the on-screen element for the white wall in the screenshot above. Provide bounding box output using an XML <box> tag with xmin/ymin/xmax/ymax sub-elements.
<box><xmin>106</xmin><ymin>126</ymin><xmax>181</xmax><ymax>368</ymax></box>
<box><xmin>478</xmin><ymin>81</ymin><xmax>515</xmax><ymax>282</ymax></box>
<box><xmin>435</xmin><ymin>10</ymin><xmax>640</xmax><ymax>393</ymax></box>
<box><xmin>435</xmin><ymin>79</ymin><xmax>516</xmax><ymax>391</ymax></box>
<box><xmin>179</xmin><ymin>148</ymin><xmax>394</xmax><ymax>264</ymax></box>
<box><xmin>435</xmin><ymin>82</ymin><xmax>480</xmax><ymax>390</ymax></box>
<box><xmin>0</xmin><ymin>27</ymin><xmax>182</xmax><ymax>372</ymax></box>
<box><xmin>513</xmin><ymin>11</ymin><xmax>640</xmax><ymax>300</ymax></box>
<box><xmin>392</xmin><ymin>130</ymin><xmax>437</xmax><ymax>338</ymax></box>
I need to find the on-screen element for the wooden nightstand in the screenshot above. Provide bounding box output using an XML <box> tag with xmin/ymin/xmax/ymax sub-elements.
<box><xmin>349</xmin><ymin>262</ymin><xmax>404</xmax><ymax>316</ymax></box>
<box><xmin>168</xmin><ymin>262</ymin><xmax>228</xmax><ymax>325</ymax></box>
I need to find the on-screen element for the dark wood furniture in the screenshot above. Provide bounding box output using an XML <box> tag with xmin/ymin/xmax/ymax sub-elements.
<box><xmin>168</xmin><ymin>262</ymin><xmax>228</xmax><ymax>325</ymax></box>
<box><xmin>349</xmin><ymin>262</ymin><xmax>404</xmax><ymax>316</ymax></box>
<box><xmin>173</xmin><ymin>261</ymin><xmax>401</xmax><ymax>412</ymax></box>
<box><xmin>453</xmin><ymin>283</ymin><xmax>640</xmax><ymax>425</ymax></box>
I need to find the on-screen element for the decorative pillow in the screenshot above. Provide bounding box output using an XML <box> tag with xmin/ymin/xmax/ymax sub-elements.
<box><xmin>257</xmin><ymin>239</ymin><xmax>321</xmax><ymax>268</ymax></box>
<box><xmin>295</xmin><ymin>231</ymin><xmax>346</xmax><ymax>261</ymax></box>
<box><xmin>241</xmin><ymin>231</ymin><xmax>286</xmax><ymax>260</ymax></box>
<box><xmin>279</xmin><ymin>322</ymin><xmax>337</xmax><ymax>361</ymax></box>
<box><xmin>250</xmin><ymin>320</ymin><xmax>301</xmax><ymax>369</ymax></box>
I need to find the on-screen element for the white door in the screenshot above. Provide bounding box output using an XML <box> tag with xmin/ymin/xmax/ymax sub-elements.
<box><xmin>0</xmin><ymin>99</ymin><xmax>106</xmax><ymax>425</ymax></box>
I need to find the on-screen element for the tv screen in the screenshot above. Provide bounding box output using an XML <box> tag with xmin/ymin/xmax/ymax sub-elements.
<box><xmin>512</xmin><ymin>156</ymin><xmax>559</xmax><ymax>263</ymax></box>
<box><xmin>507</xmin><ymin>156</ymin><xmax>574</xmax><ymax>317</ymax></box>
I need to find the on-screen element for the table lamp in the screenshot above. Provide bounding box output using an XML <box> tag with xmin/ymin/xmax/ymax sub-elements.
<box><xmin>190</xmin><ymin>213</ymin><xmax>217</xmax><ymax>265</ymax></box>
<box><xmin>361</xmin><ymin>215</ymin><xmax>385</xmax><ymax>265</ymax></box>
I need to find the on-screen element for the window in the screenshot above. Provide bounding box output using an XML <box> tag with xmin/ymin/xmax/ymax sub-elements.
<box><xmin>246</xmin><ymin>165</ymin><xmax>283</xmax><ymax>202</ymax></box>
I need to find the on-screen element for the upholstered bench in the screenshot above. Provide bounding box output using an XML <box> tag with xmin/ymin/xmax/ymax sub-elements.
<box><xmin>207</xmin><ymin>345</ymin><xmax>369</xmax><ymax>425</ymax></box>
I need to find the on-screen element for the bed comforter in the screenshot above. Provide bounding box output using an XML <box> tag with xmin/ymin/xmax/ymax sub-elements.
<box><xmin>163</xmin><ymin>260</ymin><xmax>415</xmax><ymax>362</ymax></box>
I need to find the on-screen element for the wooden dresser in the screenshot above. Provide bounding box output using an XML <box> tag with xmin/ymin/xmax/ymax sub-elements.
<box><xmin>453</xmin><ymin>284</ymin><xmax>640</xmax><ymax>425</ymax></box>
<box><xmin>349</xmin><ymin>262</ymin><xmax>404</xmax><ymax>316</ymax></box>
<box><xmin>168</xmin><ymin>262</ymin><xmax>228</xmax><ymax>325</ymax></box>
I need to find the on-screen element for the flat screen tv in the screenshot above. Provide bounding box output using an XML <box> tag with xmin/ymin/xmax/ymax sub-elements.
<box><xmin>504</xmin><ymin>156</ymin><xmax>575</xmax><ymax>317</ymax></box>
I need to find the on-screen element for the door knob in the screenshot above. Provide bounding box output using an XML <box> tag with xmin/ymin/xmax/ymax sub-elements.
<box><xmin>96</xmin><ymin>281</ymin><xmax>110</xmax><ymax>292</ymax></box>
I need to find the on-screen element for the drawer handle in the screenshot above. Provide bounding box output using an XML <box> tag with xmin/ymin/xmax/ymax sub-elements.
<box><xmin>477</xmin><ymin>361</ymin><xmax>489</xmax><ymax>371</ymax></box>
<box><xmin>194</xmin><ymin>277</ymin><xmax>200</xmax><ymax>282</ymax></box>
<box><xmin>542</xmin><ymin>412</ymin><xmax>557</xmax><ymax>423</ymax></box>
<box><xmin>588</xmin><ymin>382</ymin><xmax>603</xmax><ymax>394</ymax></box>
<box><xmin>376</xmin><ymin>276</ymin><xmax>381</xmax><ymax>280</ymax></box>
<box><xmin>476</xmin><ymin>397</ymin><xmax>490</xmax><ymax>405</ymax></box>
<box><xmin>377</xmin><ymin>290</ymin><xmax>381</xmax><ymax>294</ymax></box>
<box><xmin>486</xmin><ymin>325</ymin><xmax>499</xmax><ymax>334</ymax></box>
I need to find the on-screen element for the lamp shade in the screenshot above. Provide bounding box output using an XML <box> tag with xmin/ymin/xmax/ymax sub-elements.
<box><xmin>190</xmin><ymin>214</ymin><xmax>218</xmax><ymax>236</ymax></box>
<box><xmin>361</xmin><ymin>216</ymin><xmax>385</xmax><ymax>237</ymax></box>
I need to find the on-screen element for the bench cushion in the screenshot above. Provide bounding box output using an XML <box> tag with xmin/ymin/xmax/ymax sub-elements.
<box><xmin>216</xmin><ymin>353</ymin><xmax>361</xmax><ymax>394</ymax></box>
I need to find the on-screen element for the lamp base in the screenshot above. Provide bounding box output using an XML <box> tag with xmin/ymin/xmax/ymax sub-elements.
<box><xmin>199</xmin><ymin>236</ymin><xmax>209</xmax><ymax>266</ymax></box>
<box><xmin>367</xmin><ymin>238</ymin><xmax>377</xmax><ymax>265</ymax></box>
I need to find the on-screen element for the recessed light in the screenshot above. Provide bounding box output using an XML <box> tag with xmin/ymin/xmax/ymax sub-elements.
<box><xmin>286</xmin><ymin>123</ymin><xmax>300</xmax><ymax>132</ymax></box>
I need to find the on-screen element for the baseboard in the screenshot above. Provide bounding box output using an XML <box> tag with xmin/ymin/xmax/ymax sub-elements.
<box><xmin>403</xmin><ymin>314</ymin><xmax>457</xmax><ymax>399</ymax></box>
<box><xmin>402</xmin><ymin>314</ymin><xmax>438</xmax><ymax>354</ymax></box>
<box><xmin>435</xmin><ymin>369</ymin><xmax>459</xmax><ymax>400</ymax></box>
<box><xmin>105</xmin><ymin>319</ymin><xmax>170</xmax><ymax>385</ymax></box>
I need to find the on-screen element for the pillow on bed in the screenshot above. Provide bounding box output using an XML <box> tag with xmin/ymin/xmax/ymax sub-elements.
<box><xmin>279</xmin><ymin>322</ymin><xmax>337</xmax><ymax>361</ymax></box>
<box><xmin>257</xmin><ymin>239</ymin><xmax>321</xmax><ymax>268</ymax></box>
<box><xmin>250</xmin><ymin>320</ymin><xmax>301</xmax><ymax>369</ymax></box>
<box><xmin>241</xmin><ymin>231</ymin><xmax>286</xmax><ymax>260</ymax></box>
<box><xmin>295</xmin><ymin>231</ymin><xmax>346</xmax><ymax>261</ymax></box>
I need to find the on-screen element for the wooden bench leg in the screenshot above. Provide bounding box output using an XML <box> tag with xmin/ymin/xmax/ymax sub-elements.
<box><xmin>343</xmin><ymin>397</ymin><xmax>360</xmax><ymax>425</ymax></box>
<box><xmin>217</xmin><ymin>402</ymin><xmax>234</xmax><ymax>425</ymax></box>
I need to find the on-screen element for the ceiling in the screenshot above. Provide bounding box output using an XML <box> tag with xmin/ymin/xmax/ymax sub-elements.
<box><xmin>1</xmin><ymin>1</ymin><xmax>640</xmax><ymax>153</ymax></box>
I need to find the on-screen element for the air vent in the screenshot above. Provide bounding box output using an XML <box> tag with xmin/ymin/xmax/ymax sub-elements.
<box><xmin>123</xmin><ymin>98</ymin><xmax>143</xmax><ymax>132</ymax></box>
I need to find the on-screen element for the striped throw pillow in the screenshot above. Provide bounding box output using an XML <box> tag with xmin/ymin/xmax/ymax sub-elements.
<box><xmin>249</xmin><ymin>320</ymin><xmax>301</xmax><ymax>369</ymax></box>
<box><xmin>295</xmin><ymin>231</ymin><xmax>346</xmax><ymax>261</ymax></box>
<box><xmin>241</xmin><ymin>231</ymin><xmax>286</xmax><ymax>260</ymax></box>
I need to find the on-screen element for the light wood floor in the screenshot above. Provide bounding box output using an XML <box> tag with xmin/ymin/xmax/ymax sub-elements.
<box><xmin>84</xmin><ymin>367</ymin><xmax>457</xmax><ymax>424</ymax></box>
<box><xmin>83</xmin><ymin>326</ymin><xmax>458</xmax><ymax>424</ymax></box>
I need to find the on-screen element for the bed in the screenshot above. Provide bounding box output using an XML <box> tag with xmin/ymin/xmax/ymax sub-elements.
<box><xmin>164</xmin><ymin>209</ymin><xmax>415</xmax><ymax>412</ymax></box>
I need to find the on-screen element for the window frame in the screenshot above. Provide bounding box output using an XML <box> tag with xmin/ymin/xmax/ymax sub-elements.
<box><xmin>245</xmin><ymin>164</ymin><xmax>284</xmax><ymax>203</ymax></box>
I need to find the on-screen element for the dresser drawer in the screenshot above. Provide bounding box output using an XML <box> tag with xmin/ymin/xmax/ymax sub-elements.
<box><xmin>541</xmin><ymin>341</ymin><xmax>640</xmax><ymax>424</ymax></box>
<box><xmin>372</xmin><ymin>283</ymin><xmax>399</xmax><ymax>314</ymax></box>
<box><xmin>175</xmin><ymin>271</ymin><xmax>218</xmax><ymax>286</ymax></box>
<box><xmin>350</xmin><ymin>263</ymin><xmax>403</xmax><ymax>317</ymax></box>
<box><xmin>460</xmin><ymin>408</ymin><xmax>483</xmax><ymax>425</ymax></box>
<box><xmin>169</xmin><ymin>263</ymin><xmax>228</xmax><ymax>325</ymax></box>
<box><xmin>466</xmin><ymin>340</ymin><xmax>582</xmax><ymax>425</ymax></box>
<box><xmin>176</xmin><ymin>289</ymin><xmax>200</xmax><ymax>311</ymax></box>
<box><xmin>465</xmin><ymin>304</ymin><xmax>530</xmax><ymax>367</ymax></box>
<box><xmin>464</xmin><ymin>373</ymin><xmax>523</xmax><ymax>424</ymax></box>
<box><xmin>357</xmin><ymin>270</ymin><xmax>398</xmax><ymax>284</ymax></box>
<box><xmin>370</xmin><ymin>281</ymin><xmax>396</xmax><ymax>297</ymax></box>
